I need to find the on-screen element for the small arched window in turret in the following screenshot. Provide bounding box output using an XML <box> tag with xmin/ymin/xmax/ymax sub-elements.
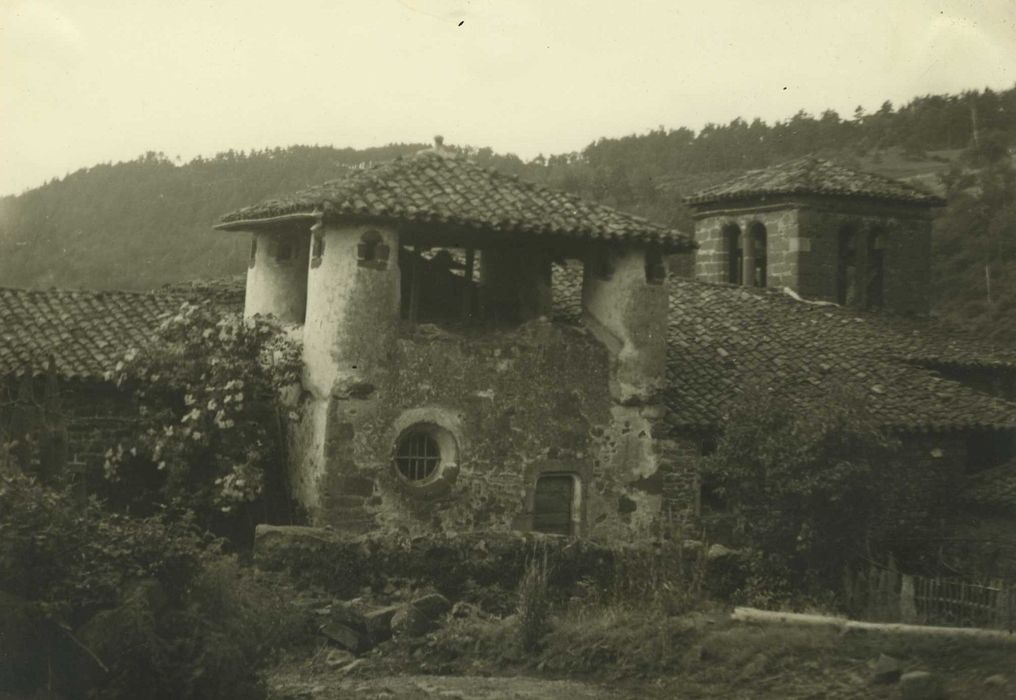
<box><xmin>357</xmin><ymin>230</ymin><xmax>390</xmax><ymax>270</ymax></box>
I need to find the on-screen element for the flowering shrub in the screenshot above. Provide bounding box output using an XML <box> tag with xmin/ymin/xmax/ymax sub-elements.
<box><xmin>104</xmin><ymin>300</ymin><xmax>302</xmax><ymax>535</ymax></box>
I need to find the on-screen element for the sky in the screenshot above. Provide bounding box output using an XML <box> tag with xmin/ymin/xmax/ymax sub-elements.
<box><xmin>1</xmin><ymin>0</ymin><xmax>1014</xmax><ymax>196</ymax></box>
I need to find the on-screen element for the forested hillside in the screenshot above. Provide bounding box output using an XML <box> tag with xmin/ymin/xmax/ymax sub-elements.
<box><xmin>1</xmin><ymin>87</ymin><xmax>1013</xmax><ymax>339</ymax></box>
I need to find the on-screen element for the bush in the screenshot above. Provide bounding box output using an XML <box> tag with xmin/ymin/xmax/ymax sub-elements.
<box><xmin>103</xmin><ymin>301</ymin><xmax>302</xmax><ymax>542</ymax></box>
<box><xmin>0</xmin><ymin>473</ymin><xmax>312</xmax><ymax>699</ymax></box>
<box><xmin>702</xmin><ymin>381</ymin><xmax>898</xmax><ymax>596</ymax></box>
<box><xmin>0</xmin><ymin>472</ymin><xmax>209</xmax><ymax>622</ymax></box>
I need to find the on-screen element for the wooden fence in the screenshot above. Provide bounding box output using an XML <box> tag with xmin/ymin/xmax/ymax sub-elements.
<box><xmin>845</xmin><ymin>559</ymin><xmax>1016</xmax><ymax>631</ymax></box>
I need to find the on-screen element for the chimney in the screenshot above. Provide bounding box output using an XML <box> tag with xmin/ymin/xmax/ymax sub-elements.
<box><xmin>417</xmin><ymin>135</ymin><xmax>454</xmax><ymax>159</ymax></box>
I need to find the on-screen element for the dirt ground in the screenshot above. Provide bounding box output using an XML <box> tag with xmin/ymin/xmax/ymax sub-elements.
<box><xmin>269</xmin><ymin>671</ymin><xmax>613</xmax><ymax>700</ymax></box>
<box><xmin>267</xmin><ymin>614</ymin><xmax>1016</xmax><ymax>700</ymax></box>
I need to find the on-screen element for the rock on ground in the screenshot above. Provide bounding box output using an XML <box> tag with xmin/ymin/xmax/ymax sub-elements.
<box><xmin>870</xmin><ymin>653</ymin><xmax>902</xmax><ymax>684</ymax></box>
<box><xmin>900</xmin><ymin>670</ymin><xmax>946</xmax><ymax>700</ymax></box>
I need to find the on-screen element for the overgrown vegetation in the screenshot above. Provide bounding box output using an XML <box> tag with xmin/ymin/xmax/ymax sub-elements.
<box><xmin>0</xmin><ymin>301</ymin><xmax>310</xmax><ymax>697</ymax></box>
<box><xmin>516</xmin><ymin>554</ymin><xmax>551</xmax><ymax>652</ymax></box>
<box><xmin>701</xmin><ymin>382</ymin><xmax>900</xmax><ymax>604</ymax></box>
<box><xmin>101</xmin><ymin>300</ymin><xmax>302</xmax><ymax>542</ymax></box>
<box><xmin>0</xmin><ymin>472</ymin><xmax>312</xmax><ymax>698</ymax></box>
<box><xmin>932</xmin><ymin>129</ymin><xmax>1016</xmax><ymax>344</ymax></box>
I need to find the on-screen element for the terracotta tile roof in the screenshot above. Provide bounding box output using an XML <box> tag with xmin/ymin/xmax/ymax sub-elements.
<box><xmin>685</xmin><ymin>156</ymin><xmax>945</xmax><ymax>207</ymax></box>
<box><xmin>6</xmin><ymin>267</ymin><xmax>1014</xmax><ymax>432</ymax></box>
<box><xmin>218</xmin><ymin>151</ymin><xmax>693</xmax><ymax>251</ymax></box>
<box><xmin>0</xmin><ymin>287</ymin><xmax>183</xmax><ymax>381</ymax></box>
<box><xmin>157</xmin><ymin>276</ymin><xmax>246</xmax><ymax>310</ymax></box>
<box><xmin>664</xmin><ymin>279</ymin><xmax>1016</xmax><ymax>431</ymax></box>
<box><xmin>849</xmin><ymin>314</ymin><xmax>1016</xmax><ymax>370</ymax></box>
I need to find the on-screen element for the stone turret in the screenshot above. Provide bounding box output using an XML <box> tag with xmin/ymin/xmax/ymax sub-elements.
<box><xmin>686</xmin><ymin>156</ymin><xmax>945</xmax><ymax>315</ymax></box>
<box><xmin>243</xmin><ymin>229</ymin><xmax>310</xmax><ymax>324</ymax></box>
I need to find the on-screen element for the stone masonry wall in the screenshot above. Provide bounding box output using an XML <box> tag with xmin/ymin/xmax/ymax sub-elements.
<box><xmin>795</xmin><ymin>205</ymin><xmax>931</xmax><ymax>315</ymax></box>
<box><xmin>0</xmin><ymin>376</ymin><xmax>137</xmax><ymax>479</ymax></box>
<box><xmin>296</xmin><ymin>318</ymin><xmax>679</xmax><ymax>542</ymax></box>
<box><xmin>693</xmin><ymin>198</ymin><xmax>933</xmax><ymax>315</ymax></box>
<box><xmin>693</xmin><ymin>208</ymin><xmax>800</xmax><ymax>289</ymax></box>
<box><xmin>60</xmin><ymin>382</ymin><xmax>139</xmax><ymax>474</ymax></box>
<box><xmin>657</xmin><ymin>430</ymin><xmax>702</xmax><ymax>530</ymax></box>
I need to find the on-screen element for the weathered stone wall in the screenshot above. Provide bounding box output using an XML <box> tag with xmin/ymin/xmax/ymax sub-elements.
<box><xmin>283</xmin><ymin>225</ymin><xmax>682</xmax><ymax>542</ymax></box>
<box><xmin>795</xmin><ymin>205</ymin><xmax>931</xmax><ymax>315</ymax></box>
<box><xmin>0</xmin><ymin>376</ymin><xmax>137</xmax><ymax>479</ymax></box>
<box><xmin>254</xmin><ymin>525</ymin><xmax>698</xmax><ymax>605</ymax></box>
<box><xmin>60</xmin><ymin>382</ymin><xmax>138</xmax><ymax>471</ymax></box>
<box><xmin>291</xmin><ymin>222</ymin><xmax>402</xmax><ymax>513</ymax></box>
<box><xmin>693</xmin><ymin>207</ymin><xmax>800</xmax><ymax>289</ymax></box>
<box><xmin>659</xmin><ymin>430</ymin><xmax>704</xmax><ymax>526</ymax></box>
<box><xmin>581</xmin><ymin>247</ymin><xmax>668</xmax><ymax>402</ymax></box>
<box><xmin>298</xmin><ymin>319</ymin><xmax>673</xmax><ymax>541</ymax></box>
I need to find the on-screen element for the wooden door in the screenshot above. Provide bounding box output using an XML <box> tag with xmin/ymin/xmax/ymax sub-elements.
<box><xmin>533</xmin><ymin>474</ymin><xmax>574</xmax><ymax>535</ymax></box>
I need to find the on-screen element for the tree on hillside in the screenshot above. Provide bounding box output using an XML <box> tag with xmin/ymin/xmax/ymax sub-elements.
<box><xmin>932</xmin><ymin>128</ymin><xmax>1016</xmax><ymax>341</ymax></box>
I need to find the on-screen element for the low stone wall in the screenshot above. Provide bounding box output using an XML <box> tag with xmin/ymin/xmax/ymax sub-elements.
<box><xmin>254</xmin><ymin>524</ymin><xmax>698</xmax><ymax>607</ymax></box>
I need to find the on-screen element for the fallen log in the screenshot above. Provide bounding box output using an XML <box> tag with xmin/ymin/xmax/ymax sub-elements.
<box><xmin>731</xmin><ymin>606</ymin><xmax>1016</xmax><ymax>642</ymax></box>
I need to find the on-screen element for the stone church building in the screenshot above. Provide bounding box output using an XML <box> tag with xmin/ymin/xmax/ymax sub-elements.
<box><xmin>3</xmin><ymin>147</ymin><xmax>1016</xmax><ymax>543</ymax></box>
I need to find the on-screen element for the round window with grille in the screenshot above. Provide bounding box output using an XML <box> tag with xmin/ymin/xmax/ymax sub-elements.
<box><xmin>394</xmin><ymin>431</ymin><xmax>442</xmax><ymax>482</ymax></box>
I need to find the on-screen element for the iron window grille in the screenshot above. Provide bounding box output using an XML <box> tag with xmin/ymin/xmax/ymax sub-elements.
<box><xmin>395</xmin><ymin>432</ymin><xmax>441</xmax><ymax>482</ymax></box>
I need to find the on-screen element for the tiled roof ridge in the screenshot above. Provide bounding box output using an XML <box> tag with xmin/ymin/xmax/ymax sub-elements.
<box><xmin>0</xmin><ymin>285</ymin><xmax>189</xmax><ymax>299</ymax></box>
<box><xmin>685</xmin><ymin>154</ymin><xmax>945</xmax><ymax>206</ymax></box>
<box><xmin>218</xmin><ymin>150</ymin><xmax>692</xmax><ymax>249</ymax></box>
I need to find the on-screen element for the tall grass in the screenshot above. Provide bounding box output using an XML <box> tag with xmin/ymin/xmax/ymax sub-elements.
<box><xmin>516</xmin><ymin>551</ymin><xmax>551</xmax><ymax>652</ymax></box>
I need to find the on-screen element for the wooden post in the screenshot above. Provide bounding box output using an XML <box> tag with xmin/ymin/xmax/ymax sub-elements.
<box><xmin>900</xmin><ymin>575</ymin><xmax>917</xmax><ymax>623</ymax></box>
<box><xmin>462</xmin><ymin>248</ymin><xmax>475</xmax><ymax>320</ymax></box>
<box><xmin>409</xmin><ymin>246</ymin><xmax>421</xmax><ymax>322</ymax></box>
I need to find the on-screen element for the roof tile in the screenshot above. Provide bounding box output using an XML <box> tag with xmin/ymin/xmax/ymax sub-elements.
<box><xmin>219</xmin><ymin>151</ymin><xmax>692</xmax><ymax>250</ymax></box>
<box><xmin>685</xmin><ymin>156</ymin><xmax>945</xmax><ymax>206</ymax></box>
<box><xmin>664</xmin><ymin>278</ymin><xmax>1016</xmax><ymax>431</ymax></box>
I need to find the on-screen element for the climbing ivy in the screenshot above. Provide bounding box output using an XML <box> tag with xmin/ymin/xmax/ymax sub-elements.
<box><xmin>104</xmin><ymin>300</ymin><xmax>302</xmax><ymax>535</ymax></box>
